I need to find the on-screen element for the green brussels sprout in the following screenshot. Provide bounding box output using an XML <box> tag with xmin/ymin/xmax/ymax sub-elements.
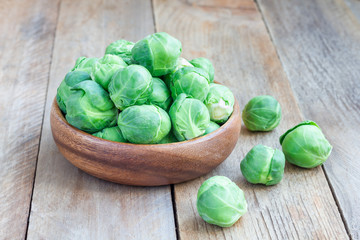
<box><xmin>204</xmin><ymin>83</ymin><xmax>234</xmax><ymax>124</ymax></box>
<box><xmin>118</xmin><ymin>105</ymin><xmax>171</xmax><ymax>144</ymax></box>
<box><xmin>105</xmin><ymin>39</ymin><xmax>135</xmax><ymax>65</ymax></box>
<box><xmin>242</xmin><ymin>95</ymin><xmax>281</xmax><ymax>131</ymax></box>
<box><xmin>93</xmin><ymin>126</ymin><xmax>127</xmax><ymax>142</ymax></box>
<box><xmin>108</xmin><ymin>65</ymin><xmax>153</xmax><ymax>110</ymax></box>
<box><xmin>280</xmin><ymin>121</ymin><xmax>332</xmax><ymax>168</ymax></box>
<box><xmin>169</xmin><ymin>94</ymin><xmax>210</xmax><ymax>141</ymax></box>
<box><xmin>189</xmin><ymin>57</ymin><xmax>215</xmax><ymax>83</ymax></box>
<box><xmin>91</xmin><ymin>54</ymin><xmax>127</xmax><ymax>90</ymax></box>
<box><xmin>158</xmin><ymin>131</ymin><xmax>178</xmax><ymax>144</ymax></box>
<box><xmin>170</xmin><ymin>67</ymin><xmax>210</xmax><ymax>102</ymax></box>
<box><xmin>131</xmin><ymin>32</ymin><xmax>182</xmax><ymax>77</ymax></box>
<box><xmin>240</xmin><ymin>145</ymin><xmax>285</xmax><ymax>186</ymax></box>
<box><xmin>197</xmin><ymin>176</ymin><xmax>247</xmax><ymax>227</ymax></box>
<box><xmin>56</xmin><ymin>71</ymin><xmax>91</xmax><ymax>113</ymax></box>
<box><xmin>65</xmin><ymin>80</ymin><xmax>118</xmax><ymax>133</ymax></box>
<box><xmin>148</xmin><ymin>77</ymin><xmax>172</xmax><ymax>110</ymax></box>
<box><xmin>163</xmin><ymin>57</ymin><xmax>193</xmax><ymax>87</ymax></box>
<box><xmin>204</xmin><ymin>121</ymin><xmax>220</xmax><ymax>135</ymax></box>
<box><xmin>71</xmin><ymin>57</ymin><xmax>98</xmax><ymax>74</ymax></box>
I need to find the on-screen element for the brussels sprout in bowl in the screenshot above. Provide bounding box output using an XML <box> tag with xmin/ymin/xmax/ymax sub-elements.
<box><xmin>50</xmin><ymin>87</ymin><xmax>241</xmax><ymax>186</ymax></box>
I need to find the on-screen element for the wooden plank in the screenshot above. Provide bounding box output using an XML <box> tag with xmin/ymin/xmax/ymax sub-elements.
<box><xmin>257</xmin><ymin>0</ymin><xmax>360</xmax><ymax>238</ymax></box>
<box><xmin>153</xmin><ymin>0</ymin><xmax>349</xmax><ymax>239</ymax></box>
<box><xmin>0</xmin><ymin>0</ymin><xmax>60</xmax><ymax>239</ymax></box>
<box><xmin>26</xmin><ymin>0</ymin><xmax>176</xmax><ymax>239</ymax></box>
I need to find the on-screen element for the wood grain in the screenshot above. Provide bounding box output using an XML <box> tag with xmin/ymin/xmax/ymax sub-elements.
<box><xmin>153</xmin><ymin>0</ymin><xmax>349</xmax><ymax>239</ymax></box>
<box><xmin>50</xmin><ymin>97</ymin><xmax>240</xmax><ymax>186</ymax></box>
<box><xmin>26</xmin><ymin>0</ymin><xmax>176</xmax><ymax>239</ymax></box>
<box><xmin>0</xmin><ymin>0</ymin><xmax>59</xmax><ymax>238</ymax></box>
<box><xmin>257</xmin><ymin>0</ymin><xmax>360</xmax><ymax>238</ymax></box>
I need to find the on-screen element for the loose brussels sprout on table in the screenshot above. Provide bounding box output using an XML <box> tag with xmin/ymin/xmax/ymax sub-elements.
<box><xmin>242</xmin><ymin>95</ymin><xmax>281</xmax><ymax>131</ymax></box>
<box><xmin>280</xmin><ymin>121</ymin><xmax>332</xmax><ymax>168</ymax></box>
<box><xmin>169</xmin><ymin>93</ymin><xmax>210</xmax><ymax>141</ymax></box>
<box><xmin>190</xmin><ymin>57</ymin><xmax>215</xmax><ymax>83</ymax></box>
<box><xmin>65</xmin><ymin>80</ymin><xmax>118</xmax><ymax>133</ymax></box>
<box><xmin>170</xmin><ymin>67</ymin><xmax>210</xmax><ymax>102</ymax></box>
<box><xmin>71</xmin><ymin>57</ymin><xmax>98</xmax><ymax>74</ymax></box>
<box><xmin>240</xmin><ymin>145</ymin><xmax>285</xmax><ymax>185</ymax></box>
<box><xmin>56</xmin><ymin>71</ymin><xmax>92</xmax><ymax>113</ymax></box>
<box><xmin>105</xmin><ymin>39</ymin><xmax>135</xmax><ymax>65</ymax></box>
<box><xmin>118</xmin><ymin>105</ymin><xmax>171</xmax><ymax>144</ymax></box>
<box><xmin>204</xmin><ymin>83</ymin><xmax>235</xmax><ymax>124</ymax></box>
<box><xmin>93</xmin><ymin>126</ymin><xmax>126</xmax><ymax>143</ymax></box>
<box><xmin>148</xmin><ymin>77</ymin><xmax>172</xmax><ymax>111</ymax></box>
<box><xmin>197</xmin><ymin>176</ymin><xmax>247</xmax><ymax>227</ymax></box>
<box><xmin>91</xmin><ymin>54</ymin><xmax>127</xmax><ymax>90</ymax></box>
<box><xmin>131</xmin><ymin>32</ymin><xmax>182</xmax><ymax>77</ymax></box>
<box><xmin>108</xmin><ymin>64</ymin><xmax>153</xmax><ymax>110</ymax></box>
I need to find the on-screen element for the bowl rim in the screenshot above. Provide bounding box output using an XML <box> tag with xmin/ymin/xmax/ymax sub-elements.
<box><xmin>52</xmin><ymin>95</ymin><xmax>240</xmax><ymax>148</ymax></box>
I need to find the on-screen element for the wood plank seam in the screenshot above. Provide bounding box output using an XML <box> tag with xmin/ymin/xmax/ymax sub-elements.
<box><xmin>24</xmin><ymin>1</ymin><xmax>63</xmax><ymax>239</ymax></box>
<box><xmin>254</xmin><ymin>1</ymin><xmax>352</xmax><ymax>238</ymax></box>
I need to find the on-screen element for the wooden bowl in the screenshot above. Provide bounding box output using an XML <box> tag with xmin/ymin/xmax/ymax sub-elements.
<box><xmin>50</xmin><ymin>98</ymin><xmax>241</xmax><ymax>186</ymax></box>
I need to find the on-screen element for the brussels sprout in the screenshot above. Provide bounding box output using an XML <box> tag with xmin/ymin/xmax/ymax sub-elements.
<box><xmin>65</xmin><ymin>80</ymin><xmax>118</xmax><ymax>133</ymax></box>
<box><xmin>108</xmin><ymin>65</ymin><xmax>153</xmax><ymax>110</ymax></box>
<box><xmin>240</xmin><ymin>145</ymin><xmax>285</xmax><ymax>186</ymax></box>
<box><xmin>131</xmin><ymin>32</ymin><xmax>182</xmax><ymax>77</ymax></box>
<box><xmin>170</xmin><ymin>67</ymin><xmax>210</xmax><ymax>102</ymax></box>
<box><xmin>105</xmin><ymin>39</ymin><xmax>135</xmax><ymax>65</ymax></box>
<box><xmin>56</xmin><ymin>71</ymin><xmax>91</xmax><ymax>113</ymax></box>
<box><xmin>204</xmin><ymin>83</ymin><xmax>235</xmax><ymax>124</ymax></box>
<box><xmin>93</xmin><ymin>126</ymin><xmax>127</xmax><ymax>142</ymax></box>
<box><xmin>242</xmin><ymin>95</ymin><xmax>281</xmax><ymax>131</ymax></box>
<box><xmin>148</xmin><ymin>77</ymin><xmax>172</xmax><ymax>110</ymax></box>
<box><xmin>190</xmin><ymin>57</ymin><xmax>215</xmax><ymax>83</ymax></box>
<box><xmin>158</xmin><ymin>131</ymin><xmax>178</xmax><ymax>144</ymax></box>
<box><xmin>280</xmin><ymin>121</ymin><xmax>332</xmax><ymax>168</ymax></box>
<box><xmin>91</xmin><ymin>54</ymin><xmax>127</xmax><ymax>90</ymax></box>
<box><xmin>197</xmin><ymin>176</ymin><xmax>247</xmax><ymax>227</ymax></box>
<box><xmin>163</xmin><ymin>57</ymin><xmax>193</xmax><ymax>87</ymax></box>
<box><xmin>204</xmin><ymin>121</ymin><xmax>220</xmax><ymax>135</ymax></box>
<box><xmin>118</xmin><ymin>105</ymin><xmax>171</xmax><ymax>144</ymax></box>
<box><xmin>169</xmin><ymin>94</ymin><xmax>210</xmax><ymax>141</ymax></box>
<box><xmin>71</xmin><ymin>57</ymin><xmax>98</xmax><ymax>74</ymax></box>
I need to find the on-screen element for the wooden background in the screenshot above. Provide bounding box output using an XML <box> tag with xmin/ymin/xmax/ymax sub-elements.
<box><xmin>0</xmin><ymin>0</ymin><xmax>359</xmax><ymax>239</ymax></box>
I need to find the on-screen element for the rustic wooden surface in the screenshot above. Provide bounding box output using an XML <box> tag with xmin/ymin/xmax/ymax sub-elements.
<box><xmin>0</xmin><ymin>0</ymin><xmax>358</xmax><ymax>239</ymax></box>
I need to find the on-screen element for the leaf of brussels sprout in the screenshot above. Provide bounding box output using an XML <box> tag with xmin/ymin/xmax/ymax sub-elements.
<box><xmin>105</xmin><ymin>39</ymin><xmax>135</xmax><ymax>65</ymax></box>
<box><xmin>91</xmin><ymin>54</ymin><xmax>127</xmax><ymax>90</ymax></box>
<box><xmin>56</xmin><ymin>71</ymin><xmax>92</xmax><ymax>113</ymax></box>
<box><xmin>169</xmin><ymin>93</ymin><xmax>210</xmax><ymax>141</ymax></box>
<box><xmin>92</xmin><ymin>126</ymin><xmax>127</xmax><ymax>142</ymax></box>
<box><xmin>108</xmin><ymin>65</ymin><xmax>153</xmax><ymax>110</ymax></box>
<box><xmin>148</xmin><ymin>77</ymin><xmax>172</xmax><ymax>111</ymax></box>
<box><xmin>189</xmin><ymin>57</ymin><xmax>215</xmax><ymax>83</ymax></box>
<box><xmin>240</xmin><ymin>145</ymin><xmax>285</xmax><ymax>186</ymax></box>
<box><xmin>197</xmin><ymin>176</ymin><xmax>247</xmax><ymax>227</ymax></box>
<box><xmin>131</xmin><ymin>32</ymin><xmax>182</xmax><ymax>77</ymax></box>
<box><xmin>118</xmin><ymin>105</ymin><xmax>171</xmax><ymax>144</ymax></box>
<box><xmin>71</xmin><ymin>57</ymin><xmax>98</xmax><ymax>74</ymax></box>
<box><xmin>204</xmin><ymin>83</ymin><xmax>235</xmax><ymax>124</ymax></box>
<box><xmin>170</xmin><ymin>67</ymin><xmax>210</xmax><ymax>102</ymax></box>
<box><xmin>65</xmin><ymin>80</ymin><xmax>118</xmax><ymax>133</ymax></box>
<box><xmin>162</xmin><ymin>57</ymin><xmax>193</xmax><ymax>87</ymax></box>
<box><xmin>204</xmin><ymin>121</ymin><xmax>220</xmax><ymax>135</ymax></box>
<box><xmin>242</xmin><ymin>95</ymin><xmax>282</xmax><ymax>131</ymax></box>
<box><xmin>280</xmin><ymin>121</ymin><xmax>332</xmax><ymax>168</ymax></box>
<box><xmin>158</xmin><ymin>131</ymin><xmax>178</xmax><ymax>144</ymax></box>
<box><xmin>279</xmin><ymin>120</ymin><xmax>319</xmax><ymax>144</ymax></box>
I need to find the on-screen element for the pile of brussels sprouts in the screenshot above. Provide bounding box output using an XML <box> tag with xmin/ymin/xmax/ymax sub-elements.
<box><xmin>196</xmin><ymin>95</ymin><xmax>332</xmax><ymax>228</ymax></box>
<box><xmin>56</xmin><ymin>32</ymin><xmax>235</xmax><ymax>144</ymax></box>
<box><xmin>56</xmin><ymin>32</ymin><xmax>333</xmax><ymax>229</ymax></box>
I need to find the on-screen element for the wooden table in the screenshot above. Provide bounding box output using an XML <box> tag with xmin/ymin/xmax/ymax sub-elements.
<box><xmin>1</xmin><ymin>0</ymin><xmax>359</xmax><ymax>239</ymax></box>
